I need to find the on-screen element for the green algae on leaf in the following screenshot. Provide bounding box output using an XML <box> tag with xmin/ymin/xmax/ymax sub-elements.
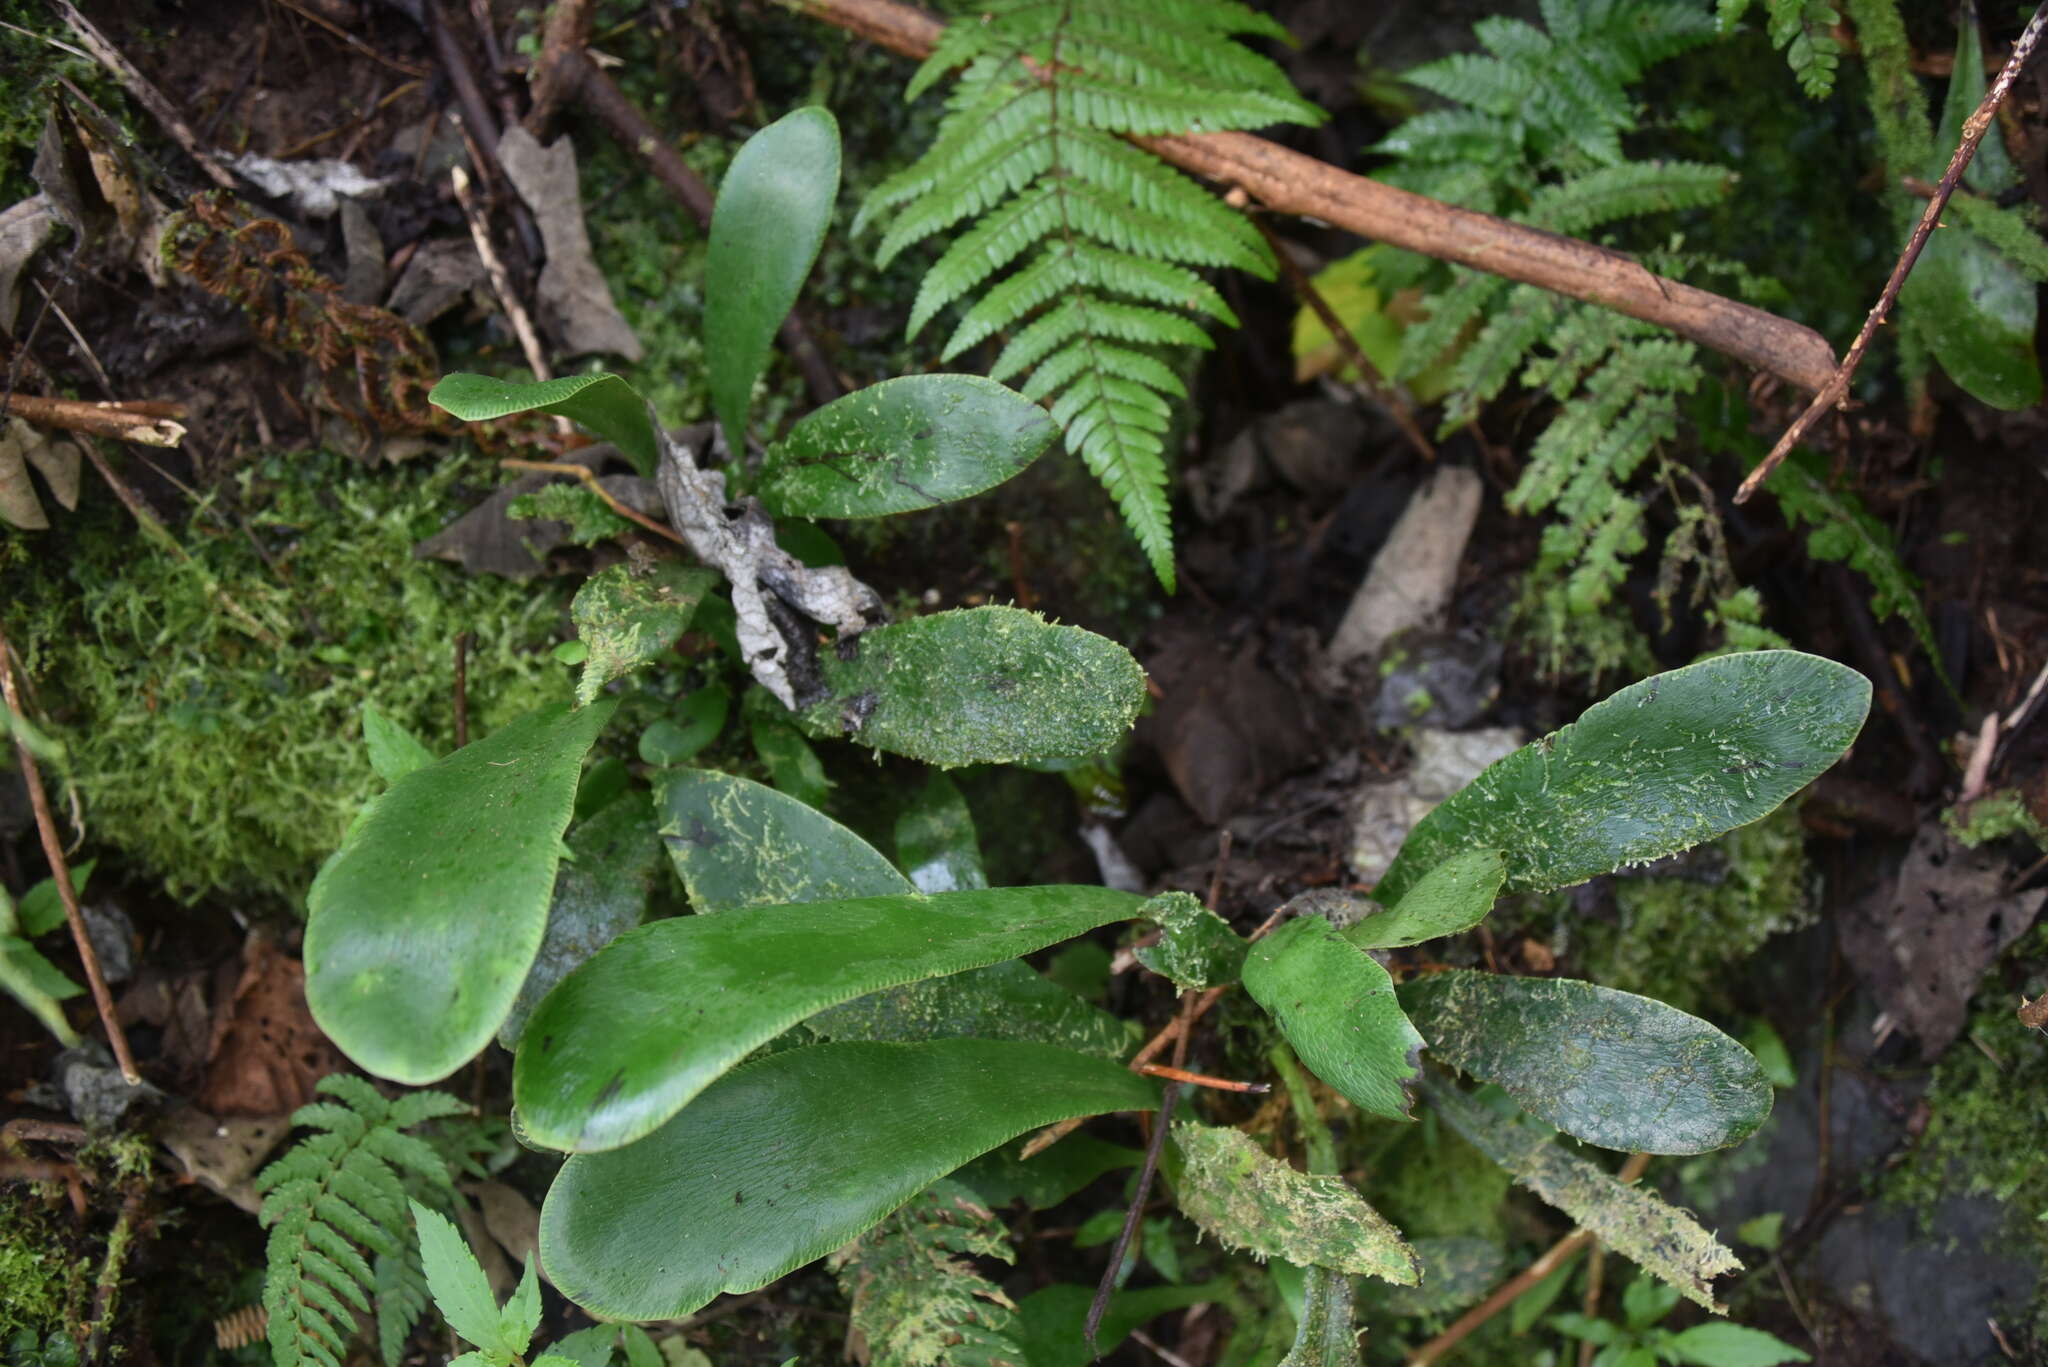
<box><xmin>793</xmin><ymin>606</ymin><xmax>1146</xmax><ymax>767</ymax></box>
<box><xmin>658</xmin><ymin>768</ymin><xmax>908</xmax><ymax>913</ymax></box>
<box><xmin>1402</xmin><ymin>971</ymin><xmax>1771</xmax><ymax>1154</ymax></box>
<box><xmin>429</xmin><ymin>373</ymin><xmax>660</xmax><ymax>476</ymax></box>
<box><xmin>706</xmin><ymin>106</ymin><xmax>841</xmax><ymax>456</ymax></box>
<box><xmin>514</xmin><ymin>884</ymin><xmax>1147</xmax><ymax>1152</ymax></box>
<box><xmin>1173</xmin><ymin>1121</ymin><xmax>1420</xmax><ymax>1285</ymax></box>
<box><xmin>570</xmin><ymin>563</ymin><xmax>718</xmax><ymax>705</ymax></box>
<box><xmin>1243</xmin><ymin>915</ymin><xmax>1424</xmax><ymax>1122</ymax></box>
<box><xmin>1422</xmin><ymin>1076</ymin><xmax>1741</xmax><ymax>1309</ymax></box>
<box><xmin>760</xmin><ymin>374</ymin><xmax>1057</xmax><ymax>518</ymax></box>
<box><xmin>306</xmin><ymin>700</ymin><xmax>615</xmax><ymax>1084</ymax></box>
<box><xmin>1346</xmin><ymin>849</ymin><xmax>1505</xmax><ymax>949</ymax></box>
<box><xmin>1376</xmin><ymin>651</ymin><xmax>1870</xmax><ymax>905</ymax></box>
<box><xmin>539</xmin><ymin>1040</ymin><xmax>1160</xmax><ymax>1320</ymax></box>
<box><xmin>1136</xmin><ymin>891</ymin><xmax>1247</xmax><ymax>989</ymax></box>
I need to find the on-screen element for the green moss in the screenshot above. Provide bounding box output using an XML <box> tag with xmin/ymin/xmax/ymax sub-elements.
<box><xmin>0</xmin><ymin>1191</ymin><xmax>93</xmax><ymax>1341</ymax></box>
<box><xmin>1887</xmin><ymin>923</ymin><xmax>2048</xmax><ymax>1323</ymax></box>
<box><xmin>5</xmin><ymin>448</ymin><xmax>569</xmax><ymax>907</ymax></box>
<box><xmin>1541</xmin><ymin>804</ymin><xmax>1812</xmax><ymax>1015</ymax></box>
<box><xmin>1943</xmin><ymin>790</ymin><xmax>2047</xmax><ymax>852</ymax></box>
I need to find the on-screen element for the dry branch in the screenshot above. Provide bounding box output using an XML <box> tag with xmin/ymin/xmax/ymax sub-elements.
<box><xmin>779</xmin><ymin>0</ymin><xmax>1839</xmax><ymax>393</ymax></box>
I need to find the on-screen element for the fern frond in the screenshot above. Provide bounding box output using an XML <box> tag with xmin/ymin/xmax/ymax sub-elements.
<box><xmin>1527</xmin><ymin>161</ymin><xmax>1733</xmax><ymax>234</ymax></box>
<box><xmin>256</xmin><ymin>1074</ymin><xmax>462</xmax><ymax>1367</ymax></box>
<box><xmin>374</xmin><ymin>1250</ymin><xmax>430</xmax><ymax>1367</ymax></box>
<box><xmin>831</xmin><ymin>1179</ymin><xmax>1026</xmax><ymax>1367</ymax></box>
<box><xmin>869</xmin><ymin>0</ymin><xmax>1319</xmax><ymax>586</ymax></box>
<box><xmin>1444</xmin><ymin>285</ymin><xmax>1567</xmax><ymax>424</ymax></box>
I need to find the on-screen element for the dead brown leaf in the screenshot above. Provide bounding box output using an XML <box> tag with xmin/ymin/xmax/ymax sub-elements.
<box><xmin>1838</xmin><ymin>822</ymin><xmax>2047</xmax><ymax>1058</ymax></box>
<box><xmin>195</xmin><ymin>931</ymin><xmax>349</xmax><ymax>1116</ymax></box>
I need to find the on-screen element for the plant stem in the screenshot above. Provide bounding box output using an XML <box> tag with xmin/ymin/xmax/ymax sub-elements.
<box><xmin>0</xmin><ymin>621</ymin><xmax>140</xmax><ymax>1083</ymax></box>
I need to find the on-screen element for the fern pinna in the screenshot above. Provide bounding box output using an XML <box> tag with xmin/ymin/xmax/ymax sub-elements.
<box><xmin>1377</xmin><ymin>0</ymin><xmax>1756</xmax><ymax>677</ymax></box>
<box><xmin>829</xmin><ymin>1179</ymin><xmax>1024</xmax><ymax>1367</ymax></box>
<box><xmin>860</xmin><ymin>0</ymin><xmax>1322</xmax><ymax>588</ymax></box>
<box><xmin>255</xmin><ymin>1074</ymin><xmax>464</xmax><ymax>1367</ymax></box>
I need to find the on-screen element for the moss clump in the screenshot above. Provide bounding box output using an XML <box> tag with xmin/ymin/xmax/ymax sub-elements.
<box><xmin>1943</xmin><ymin>789</ymin><xmax>2047</xmax><ymax>852</ymax></box>
<box><xmin>1562</xmin><ymin>804</ymin><xmax>1811</xmax><ymax>1015</ymax></box>
<box><xmin>1887</xmin><ymin>924</ymin><xmax>2048</xmax><ymax>1336</ymax></box>
<box><xmin>0</xmin><ymin>1193</ymin><xmax>93</xmax><ymax>1342</ymax></box>
<box><xmin>5</xmin><ymin>448</ymin><xmax>569</xmax><ymax>907</ymax></box>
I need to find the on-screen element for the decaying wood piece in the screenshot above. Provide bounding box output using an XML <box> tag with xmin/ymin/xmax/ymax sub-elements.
<box><xmin>0</xmin><ymin>393</ymin><xmax>185</xmax><ymax>446</ymax></box>
<box><xmin>779</xmin><ymin>0</ymin><xmax>1839</xmax><ymax>393</ymax></box>
<box><xmin>653</xmin><ymin>421</ymin><xmax>884</xmax><ymax>710</ymax></box>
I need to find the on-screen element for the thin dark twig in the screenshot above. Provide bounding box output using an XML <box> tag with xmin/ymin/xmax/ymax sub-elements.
<box><xmin>1738</xmin><ymin>0</ymin><xmax>2048</xmax><ymax>503</ymax></box>
<box><xmin>1088</xmin><ymin>987</ymin><xmax>1200</xmax><ymax>1349</ymax></box>
<box><xmin>453</xmin><ymin>631</ymin><xmax>471</xmax><ymax>749</ymax></box>
<box><xmin>0</xmin><ymin>624</ymin><xmax>140</xmax><ymax>1083</ymax></box>
<box><xmin>1248</xmin><ymin>213</ymin><xmax>1434</xmax><ymax>463</ymax></box>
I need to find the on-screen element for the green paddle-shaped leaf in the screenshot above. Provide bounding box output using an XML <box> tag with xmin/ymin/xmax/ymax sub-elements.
<box><xmin>658</xmin><ymin>768</ymin><xmax>908</xmax><ymax>912</ymax></box>
<box><xmin>539</xmin><ymin>1040</ymin><xmax>1160</xmax><ymax>1320</ymax></box>
<box><xmin>429</xmin><ymin>373</ymin><xmax>659</xmax><ymax>476</ymax></box>
<box><xmin>514</xmin><ymin>884</ymin><xmax>1147</xmax><ymax>1152</ymax></box>
<box><xmin>706</xmin><ymin>106</ymin><xmax>841</xmax><ymax>456</ymax></box>
<box><xmin>759</xmin><ymin>375</ymin><xmax>1057</xmax><ymax>518</ymax></box>
<box><xmin>307</xmin><ymin>701</ymin><xmax>615</xmax><ymax>1083</ymax></box>
<box><xmin>1402</xmin><ymin>971</ymin><xmax>1772</xmax><ymax>1154</ymax></box>
<box><xmin>1243</xmin><ymin>915</ymin><xmax>1424</xmax><ymax>1122</ymax></box>
<box><xmin>1345</xmin><ymin>849</ymin><xmax>1505</xmax><ymax>949</ymax></box>
<box><xmin>1376</xmin><ymin>651</ymin><xmax>1869</xmax><ymax>905</ymax></box>
<box><xmin>793</xmin><ymin>606</ymin><xmax>1146</xmax><ymax>767</ymax></box>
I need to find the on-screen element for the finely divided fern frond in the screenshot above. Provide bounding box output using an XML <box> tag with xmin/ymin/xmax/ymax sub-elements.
<box><xmin>1718</xmin><ymin>0</ymin><xmax>1843</xmax><ymax>96</ymax></box>
<box><xmin>256</xmin><ymin>1074</ymin><xmax>465</xmax><ymax>1367</ymax></box>
<box><xmin>829</xmin><ymin>1179</ymin><xmax>1024</xmax><ymax>1367</ymax></box>
<box><xmin>867</xmin><ymin>0</ymin><xmax>1322</xmax><ymax>588</ymax></box>
<box><xmin>1382</xmin><ymin>0</ymin><xmax>1745</xmax><ymax>679</ymax></box>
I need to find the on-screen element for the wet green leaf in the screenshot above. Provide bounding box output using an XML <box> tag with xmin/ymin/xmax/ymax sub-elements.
<box><xmin>1401</xmin><ymin>971</ymin><xmax>1771</xmax><ymax>1153</ymax></box>
<box><xmin>17</xmin><ymin>861</ymin><xmax>92</xmax><ymax>938</ymax></box>
<box><xmin>1136</xmin><ymin>891</ymin><xmax>1246</xmax><ymax>988</ymax></box>
<box><xmin>362</xmin><ymin>703</ymin><xmax>436</xmax><ymax>785</ymax></box>
<box><xmin>759</xmin><ymin>375</ymin><xmax>1057</xmax><ymax>518</ymax></box>
<box><xmin>749</xmin><ymin>717</ymin><xmax>832</xmax><ymax>808</ymax></box>
<box><xmin>1901</xmin><ymin>7</ymin><xmax>2041</xmax><ymax>409</ymax></box>
<box><xmin>306</xmin><ymin>701</ymin><xmax>615</xmax><ymax>1083</ymax></box>
<box><xmin>1376</xmin><ymin>651</ymin><xmax>1870</xmax><ymax>905</ymax></box>
<box><xmin>498</xmin><ymin>790</ymin><xmax>662</xmax><ymax>1049</ymax></box>
<box><xmin>639</xmin><ymin>688</ymin><xmax>729</xmax><ymax>768</ymax></box>
<box><xmin>706</xmin><ymin>107</ymin><xmax>841</xmax><ymax>455</ymax></box>
<box><xmin>539</xmin><ymin>1040</ymin><xmax>1160</xmax><ymax>1319</ymax></box>
<box><xmin>570</xmin><ymin>564</ymin><xmax>718</xmax><ymax>705</ymax></box>
<box><xmin>0</xmin><ymin>929</ymin><xmax>82</xmax><ymax>1045</ymax></box>
<box><xmin>1279</xmin><ymin>1265</ymin><xmax>1361</xmax><ymax>1367</ymax></box>
<box><xmin>807</xmin><ymin>957</ymin><xmax>1140</xmax><ymax>1059</ymax></box>
<box><xmin>1013</xmin><ymin>1283</ymin><xmax>1226</xmax><ymax>1367</ymax></box>
<box><xmin>954</xmin><ymin>1133</ymin><xmax>1142</xmax><ymax>1210</ymax></box>
<box><xmin>514</xmin><ymin>884</ymin><xmax>1146</xmax><ymax>1151</ymax></box>
<box><xmin>1345</xmin><ymin>849</ymin><xmax>1505</xmax><ymax>948</ymax></box>
<box><xmin>793</xmin><ymin>606</ymin><xmax>1146</xmax><ymax>767</ymax></box>
<box><xmin>1422</xmin><ymin>1076</ymin><xmax>1741</xmax><ymax>1309</ymax></box>
<box><xmin>1371</xmin><ymin>1237</ymin><xmax>1504</xmax><ymax>1318</ymax></box>
<box><xmin>1173</xmin><ymin>1121</ymin><xmax>1419</xmax><ymax>1284</ymax></box>
<box><xmin>429</xmin><ymin>373</ymin><xmax>659</xmax><ymax>476</ymax></box>
<box><xmin>1243</xmin><ymin>916</ymin><xmax>1424</xmax><ymax>1122</ymax></box>
<box><xmin>896</xmin><ymin>771</ymin><xmax>987</xmax><ymax>893</ymax></box>
<box><xmin>658</xmin><ymin>768</ymin><xmax>906</xmax><ymax>912</ymax></box>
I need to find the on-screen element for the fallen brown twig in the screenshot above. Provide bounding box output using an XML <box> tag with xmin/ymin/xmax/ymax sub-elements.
<box><xmin>1738</xmin><ymin>0</ymin><xmax>2048</xmax><ymax>502</ymax></box>
<box><xmin>0</xmin><ymin>621</ymin><xmax>141</xmax><ymax>1084</ymax></box>
<box><xmin>0</xmin><ymin>394</ymin><xmax>186</xmax><ymax>447</ymax></box>
<box><xmin>775</xmin><ymin>0</ymin><xmax>1837</xmax><ymax>393</ymax></box>
<box><xmin>52</xmin><ymin>1</ymin><xmax>236</xmax><ymax>190</ymax></box>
